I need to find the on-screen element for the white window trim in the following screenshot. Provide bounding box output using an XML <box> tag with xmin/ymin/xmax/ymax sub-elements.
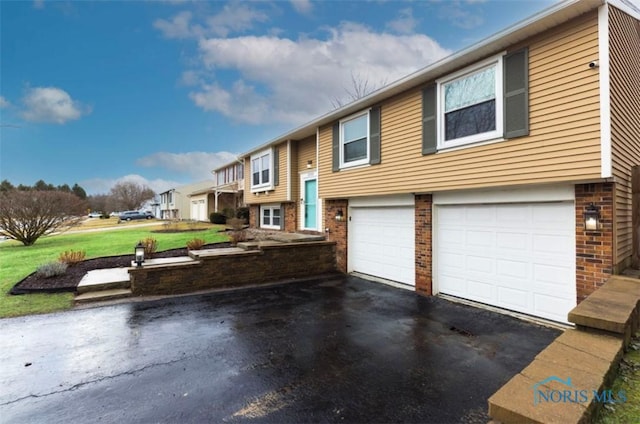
<box><xmin>436</xmin><ymin>54</ymin><xmax>504</xmax><ymax>150</ymax></box>
<box><xmin>339</xmin><ymin>109</ymin><xmax>370</xmax><ymax>169</ymax></box>
<box><xmin>250</xmin><ymin>148</ymin><xmax>274</xmax><ymax>192</ymax></box>
<box><xmin>260</xmin><ymin>204</ymin><xmax>281</xmax><ymax>229</ymax></box>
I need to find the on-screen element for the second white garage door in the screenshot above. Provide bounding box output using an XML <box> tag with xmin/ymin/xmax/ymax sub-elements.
<box><xmin>349</xmin><ymin>206</ymin><xmax>415</xmax><ymax>285</ymax></box>
<box><xmin>435</xmin><ymin>202</ymin><xmax>575</xmax><ymax>323</ymax></box>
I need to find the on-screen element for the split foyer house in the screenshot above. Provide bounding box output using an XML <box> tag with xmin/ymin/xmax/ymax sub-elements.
<box><xmin>209</xmin><ymin>161</ymin><xmax>245</xmax><ymax>214</ymax></box>
<box><xmin>159</xmin><ymin>180</ymin><xmax>216</xmax><ymax>221</ymax></box>
<box><xmin>236</xmin><ymin>0</ymin><xmax>640</xmax><ymax>323</ymax></box>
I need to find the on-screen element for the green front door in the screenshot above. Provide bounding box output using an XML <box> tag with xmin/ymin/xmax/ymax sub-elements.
<box><xmin>304</xmin><ymin>179</ymin><xmax>317</xmax><ymax>229</ymax></box>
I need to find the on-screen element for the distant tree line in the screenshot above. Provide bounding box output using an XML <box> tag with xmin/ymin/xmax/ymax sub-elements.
<box><xmin>0</xmin><ymin>179</ymin><xmax>155</xmax><ymax>246</ymax></box>
<box><xmin>0</xmin><ymin>179</ymin><xmax>87</xmax><ymax>199</ymax></box>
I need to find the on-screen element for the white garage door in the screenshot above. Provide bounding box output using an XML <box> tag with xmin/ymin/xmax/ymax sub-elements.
<box><xmin>436</xmin><ymin>202</ymin><xmax>575</xmax><ymax>322</ymax></box>
<box><xmin>350</xmin><ymin>207</ymin><xmax>415</xmax><ymax>285</ymax></box>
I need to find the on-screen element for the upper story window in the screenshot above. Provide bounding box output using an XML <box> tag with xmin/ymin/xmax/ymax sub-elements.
<box><xmin>438</xmin><ymin>56</ymin><xmax>503</xmax><ymax>148</ymax></box>
<box><xmin>250</xmin><ymin>148</ymin><xmax>273</xmax><ymax>192</ymax></box>
<box><xmin>341</xmin><ymin>111</ymin><xmax>369</xmax><ymax>167</ymax></box>
<box><xmin>423</xmin><ymin>48</ymin><xmax>528</xmax><ymax>155</ymax></box>
<box><xmin>331</xmin><ymin>106</ymin><xmax>381</xmax><ymax>172</ymax></box>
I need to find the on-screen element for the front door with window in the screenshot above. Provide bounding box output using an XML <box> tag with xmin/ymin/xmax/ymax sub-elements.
<box><xmin>304</xmin><ymin>179</ymin><xmax>317</xmax><ymax>229</ymax></box>
<box><xmin>300</xmin><ymin>172</ymin><xmax>318</xmax><ymax>230</ymax></box>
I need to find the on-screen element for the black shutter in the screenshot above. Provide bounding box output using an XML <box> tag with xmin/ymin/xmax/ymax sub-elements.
<box><xmin>504</xmin><ymin>48</ymin><xmax>529</xmax><ymax>138</ymax></box>
<box><xmin>422</xmin><ymin>85</ymin><xmax>437</xmax><ymax>155</ymax></box>
<box><xmin>273</xmin><ymin>147</ymin><xmax>279</xmax><ymax>186</ymax></box>
<box><xmin>369</xmin><ymin>106</ymin><xmax>381</xmax><ymax>165</ymax></box>
<box><xmin>332</xmin><ymin>123</ymin><xmax>340</xmax><ymax>172</ymax></box>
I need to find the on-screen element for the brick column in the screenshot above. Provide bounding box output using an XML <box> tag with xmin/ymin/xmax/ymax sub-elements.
<box><xmin>575</xmin><ymin>183</ymin><xmax>614</xmax><ymax>303</ymax></box>
<box><xmin>283</xmin><ymin>202</ymin><xmax>297</xmax><ymax>232</ymax></box>
<box><xmin>249</xmin><ymin>205</ymin><xmax>260</xmax><ymax>228</ymax></box>
<box><xmin>415</xmin><ymin>194</ymin><xmax>433</xmax><ymax>296</ymax></box>
<box><xmin>325</xmin><ymin>199</ymin><xmax>348</xmax><ymax>273</ymax></box>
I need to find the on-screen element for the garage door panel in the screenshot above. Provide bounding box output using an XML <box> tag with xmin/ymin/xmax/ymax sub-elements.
<box><xmin>437</xmin><ymin>201</ymin><xmax>576</xmax><ymax>322</ymax></box>
<box><xmin>350</xmin><ymin>206</ymin><xmax>415</xmax><ymax>286</ymax></box>
<box><xmin>468</xmin><ymin>280</ymin><xmax>494</xmax><ymax>302</ymax></box>
<box><xmin>496</xmin><ymin>232</ymin><xmax>529</xmax><ymax>250</ymax></box>
<box><xmin>467</xmin><ymin>230</ymin><xmax>494</xmax><ymax>247</ymax></box>
<box><xmin>498</xmin><ymin>286</ymin><xmax>530</xmax><ymax>309</ymax></box>
<box><xmin>467</xmin><ymin>256</ymin><xmax>493</xmax><ymax>273</ymax></box>
<box><xmin>497</xmin><ymin>259</ymin><xmax>529</xmax><ymax>279</ymax></box>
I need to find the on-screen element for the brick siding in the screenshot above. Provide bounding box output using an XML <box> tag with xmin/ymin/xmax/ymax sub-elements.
<box><xmin>415</xmin><ymin>194</ymin><xmax>433</xmax><ymax>296</ymax></box>
<box><xmin>575</xmin><ymin>183</ymin><xmax>615</xmax><ymax>303</ymax></box>
<box><xmin>283</xmin><ymin>202</ymin><xmax>297</xmax><ymax>232</ymax></box>
<box><xmin>325</xmin><ymin>199</ymin><xmax>348</xmax><ymax>273</ymax></box>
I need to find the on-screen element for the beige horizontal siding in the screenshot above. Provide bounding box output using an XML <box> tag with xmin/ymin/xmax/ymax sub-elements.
<box><xmin>297</xmin><ymin>136</ymin><xmax>317</xmax><ymax>174</ymax></box>
<box><xmin>319</xmin><ymin>12</ymin><xmax>601</xmax><ymax>199</ymax></box>
<box><xmin>609</xmin><ymin>6</ymin><xmax>640</xmax><ymax>267</ymax></box>
<box><xmin>244</xmin><ymin>141</ymin><xmax>289</xmax><ymax>205</ymax></box>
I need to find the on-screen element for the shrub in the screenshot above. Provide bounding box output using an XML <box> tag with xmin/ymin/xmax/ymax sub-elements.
<box><xmin>229</xmin><ymin>230</ymin><xmax>247</xmax><ymax>246</ymax></box>
<box><xmin>226</xmin><ymin>217</ymin><xmax>245</xmax><ymax>231</ymax></box>
<box><xmin>58</xmin><ymin>250</ymin><xmax>86</xmax><ymax>267</ymax></box>
<box><xmin>210</xmin><ymin>212</ymin><xmax>226</xmax><ymax>225</ymax></box>
<box><xmin>186</xmin><ymin>238</ymin><xmax>205</xmax><ymax>250</ymax></box>
<box><xmin>236</xmin><ymin>207</ymin><xmax>250</xmax><ymax>221</ymax></box>
<box><xmin>140</xmin><ymin>237</ymin><xmax>158</xmax><ymax>259</ymax></box>
<box><xmin>222</xmin><ymin>207</ymin><xmax>236</xmax><ymax>219</ymax></box>
<box><xmin>36</xmin><ymin>262</ymin><xmax>68</xmax><ymax>278</ymax></box>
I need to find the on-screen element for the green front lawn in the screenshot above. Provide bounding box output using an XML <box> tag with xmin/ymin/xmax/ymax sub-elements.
<box><xmin>0</xmin><ymin>224</ymin><xmax>228</xmax><ymax>318</ymax></box>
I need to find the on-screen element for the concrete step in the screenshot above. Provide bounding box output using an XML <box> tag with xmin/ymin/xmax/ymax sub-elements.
<box><xmin>75</xmin><ymin>288</ymin><xmax>133</xmax><ymax>304</ymax></box>
<box><xmin>567</xmin><ymin>276</ymin><xmax>640</xmax><ymax>342</ymax></box>
<box><xmin>77</xmin><ymin>268</ymin><xmax>131</xmax><ymax>294</ymax></box>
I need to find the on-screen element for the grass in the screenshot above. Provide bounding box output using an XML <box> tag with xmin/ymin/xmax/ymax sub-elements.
<box><xmin>596</xmin><ymin>332</ymin><xmax>640</xmax><ymax>423</ymax></box>
<box><xmin>0</xmin><ymin>223</ymin><xmax>228</xmax><ymax>318</ymax></box>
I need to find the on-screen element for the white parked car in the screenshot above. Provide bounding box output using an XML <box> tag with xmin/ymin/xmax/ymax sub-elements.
<box><xmin>88</xmin><ymin>211</ymin><xmax>103</xmax><ymax>218</ymax></box>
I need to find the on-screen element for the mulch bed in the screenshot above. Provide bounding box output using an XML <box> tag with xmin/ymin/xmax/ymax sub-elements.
<box><xmin>10</xmin><ymin>243</ymin><xmax>232</xmax><ymax>295</ymax></box>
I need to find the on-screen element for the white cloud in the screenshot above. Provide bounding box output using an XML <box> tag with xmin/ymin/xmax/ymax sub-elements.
<box><xmin>0</xmin><ymin>96</ymin><xmax>10</xmax><ymax>108</ymax></box>
<box><xmin>21</xmin><ymin>87</ymin><xmax>90</xmax><ymax>124</ymax></box>
<box><xmin>137</xmin><ymin>151</ymin><xmax>238</xmax><ymax>180</ymax></box>
<box><xmin>206</xmin><ymin>3</ymin><xmax>269</xmax><ymax>37</ymax></box>
<box><xmin>290</xmin><ymin>0</ymin><xmax>313</xmax><ymax>14</ymax></box>
<box><xmin>189</xmin><ymin>23</ymin><xmax>451</xmax><ymax>124</ymax></box>
<box><xmin>154</xmin><ymin>11</ymin><xmax>204</xmax><ymax>39</ymax></box>
<box><xmin>80</xmin><ymin>174</ymin><xmax>181</xmax><ymax>196</ymax></box>
<box><xmin>154</xmin><ymin>3</ymin><xmax>268</xmax><ymax>39</ymax></box>
<box><xmin>386</xmin><ymin>8</ymin><xmax>418</xmax><ymax>34</ymax></box>
<box><xmin>438</xmin><ymin>1</ymin><xmax>484</xmax><ymax>30</ymax></box>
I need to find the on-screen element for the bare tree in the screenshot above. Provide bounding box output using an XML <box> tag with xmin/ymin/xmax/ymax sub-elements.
<box><xmin>110</xmin><ymin>182</ymin><xmax>155</xmax><ymax>211</ymax></box>
<box><xmin>0</xmin><ymin>190</ymin><xmax>87</xmax><ymax>246</ymax></box>
<box><xmin>331</xmin><ymin>72</ymin><xmax>387</xmax><ymax>109</ymax></box>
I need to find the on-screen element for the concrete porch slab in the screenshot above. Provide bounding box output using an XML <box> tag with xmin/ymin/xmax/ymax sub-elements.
<box><xmin>77</xmin><ymin>268</ymin><xmax>130</xmax><ymax>293</ymax></box>
<box><xmin>131</xmin><ymin>256</ymin><xmax>196</xmax><ymax>267</ymax></box>
<box><xmin>189</xmin><ymin>247</ymin><xmax>245</xmax><ymax>258</ymax></box>
<box><xmin>267</xmin><ymin>233</ymin><xmax>325</xmax><ymax>242</ymax></box>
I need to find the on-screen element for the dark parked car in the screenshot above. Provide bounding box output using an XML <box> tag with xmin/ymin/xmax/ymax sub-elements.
<box><xmin>118</xmin><ymin>210</ymin><xmax>154</xmax><ymax>222</ymax></box>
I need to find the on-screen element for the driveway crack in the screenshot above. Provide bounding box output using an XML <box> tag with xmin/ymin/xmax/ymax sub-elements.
<box><xmin>1</xmin><ymin>357</ymin><xmax>185</xmax><ymax>407</ymax></box>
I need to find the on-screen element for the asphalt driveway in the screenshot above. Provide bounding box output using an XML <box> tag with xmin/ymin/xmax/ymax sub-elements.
<box><xmin>0</xmin><ymin>276</ymin><xmax>560</xmax><ymax>423</ymax></box>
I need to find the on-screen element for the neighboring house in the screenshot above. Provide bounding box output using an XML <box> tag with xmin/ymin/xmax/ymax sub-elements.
<box><xmin>240</xmin><ymin>0</ymin><xmax>640</xmax><ymax>323</ymax></box>
<box><xmin>159</xmin><ymin>181</ymin><xmax>215</xmax><ymax>220</ymax></box>
<box><xmin>209</xmin><ymin>160</ymin><xmax>245</xmax><ymax>214</ymax></box>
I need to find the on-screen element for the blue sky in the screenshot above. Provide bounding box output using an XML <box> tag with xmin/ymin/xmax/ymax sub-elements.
<box><xmin>1</xmin><ymin>0</ymin><xmax>559</xmax><ymax>195</ymax></box>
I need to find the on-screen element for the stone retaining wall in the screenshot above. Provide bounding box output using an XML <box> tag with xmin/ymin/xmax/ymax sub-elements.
<box><xmin>129</xmin><ymin>242</ymin><xmax>337</xmax><ymax>296</ymax></box>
